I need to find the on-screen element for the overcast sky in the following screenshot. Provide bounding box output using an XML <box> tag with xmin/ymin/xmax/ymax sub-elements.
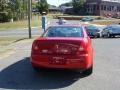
<box><xmin>47</xmin><ymin>0</ymin><xmax>72</xmax><ymax>6</ymax></box>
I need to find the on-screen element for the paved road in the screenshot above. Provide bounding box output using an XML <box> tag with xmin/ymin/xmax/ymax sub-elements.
<box><xmin>0</xmin><ymin>27</ymin><xmax>43</xmax><ymax>36</ymax></box>
<box><xmin>0</xmin><ymin>38</ymin><xmax>120</xmax><ymax>90</ymax></box>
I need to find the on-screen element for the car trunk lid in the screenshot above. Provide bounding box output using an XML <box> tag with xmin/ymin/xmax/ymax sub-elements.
<box><xmin>33</xmin><ymin>37</ymin><xmax>85</xmax><ymax>55</ymax></box>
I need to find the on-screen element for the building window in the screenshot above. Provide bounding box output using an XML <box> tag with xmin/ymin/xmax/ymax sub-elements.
<box><xmin>109</xmin><ymin>6</ymin><xmax>111</xmax><ymax>11</ymax></box>
<box><xmin>107</xmin><ymin>6</ymin><xmax>110</xmax><ymax>11</ymax></box>
<box><xmin>101</xmin><ymin>5</ymin><xmax>104</xmax><ymax>10</ymax></box>
<box><xmin>117</xmin><ymin>7</ymin><xmax>120</xmax><ymax>12</ymax></box>
<box><xmin>112</xmin><ymin>6</ymin><xmax>114</xmax><ymax>10</ymax></box>
<box><xmin>108</xmin><ymin>6</ymin><xmax>111</xmax><ymax>11</ymax></box>
<box><xmin>110</xmin><ymin>6</ymin><xmax>112</xmax><ymax>11</ymax></box>
<box><xmin>93</xmin><ymin>5</ymin><xmax>96</xmax><ymax>10</ymax></box>
<box><xmin>104</xmin><ymin>5</ymin><xmax>106</xmax><ymax>10</ymax></box>
<box><xmin>119</xmin><ymin>7</ymin><xmax>120</xmax><ymax>12</ymax></box>
<box><xmin>97</xmin><ymin>5</ymin><xmax>99</xmax><ymax>10</ymax></box>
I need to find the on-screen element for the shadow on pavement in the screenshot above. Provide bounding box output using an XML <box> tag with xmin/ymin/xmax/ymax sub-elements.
<box><xmin>0</xmin><ymin>57</ymin><xmax>87</xmax><ymax>89</ymax></box>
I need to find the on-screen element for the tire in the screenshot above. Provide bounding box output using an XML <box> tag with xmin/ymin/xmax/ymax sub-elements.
<box><xmin>33</xmin><ymin>66</ymin><xmax>41</xmax><ymax>72</ymax></box>
<box><xmin>113</xmin><ymin>35</ymin><xmax>115</xmax><ymax>38</ymax></box>
<box><xmin>99</xmin><ymin>33</ymin><xmax>102</xmax><ymax>38</ymax></box>
<box><xmin>33</xmin><ymin>66</ymin><xmax>49</xmax><ymax>72</ymax></box>
<box><xmin>93</xmin><ymin>35</ymin><xmax>97</xmax><ymax>38</ymax></box>
<box><xmin>107</xmin><ymin>33</ymin><xmax>111</xmax><ymax>38</ymax></box>
<box><xmin>102</xmin><ymin>34</ymin><xmax>105</xmax><ymax>38</ymax></box>
<box><xmin>82</xmin><ymin>66</ymin><xmax>93</xmax><ymax>76</ymax></box>
<box><xmin>97</xmin><ymin>35</ymin><xmax>100</xmax><ymax>38</ymax></box>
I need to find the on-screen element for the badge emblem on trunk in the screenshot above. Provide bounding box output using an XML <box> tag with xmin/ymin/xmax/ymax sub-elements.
<box><xmin>55</xmin><ymin>44</ymin><xmax>59</xmax><ymax>49</ymax></box>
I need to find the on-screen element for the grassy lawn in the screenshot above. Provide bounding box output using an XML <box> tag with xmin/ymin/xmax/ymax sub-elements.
<box><xmin>0</xmin><ymin>19</ymin><xmax>41</xmax><ymax>31</ymax></box>
<box><xmin>0</xmin><ymin>36</ymin><xmax>29</xmax><ymax>46</ymax></box>
<box><xmin>91</xmin><ymin>19</ymin><xmax>120</xmax><ymax>25</ymax></box>
<box><xmin>0</xmin><ymin>14</ymin><xmax>55</xmax><ymax>31</ymax></box>
<box><xmin>0</xmin><ymin>36</ymin><xmax>36</xmax><ymax>54</ymax></box>
<box><xmin>0</xmin><ymin>36</ymin><xmax>27</xmax><ymax>53</ymax></box>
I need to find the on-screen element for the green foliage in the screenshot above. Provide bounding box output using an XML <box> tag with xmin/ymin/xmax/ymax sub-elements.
<box><xmin>0</xmin><ymin>0</ymin><xmax>28</xmax><ymax>22</ymax></box>
<box><xmin>96</xmin><ymin>16</ymin><xmax>104</xmax><ymax>20</ymax></box>
<box><xmin>73</xmin><ymin>0</ymin><xmax>86</xmax><ymax>15</ymax></box>
<box><xmin>9</xmin><ymin>0</ymin><xmax>28</xmax><ymax>20</ymax></box>
<box><xmin>60</xmin><ymin>2</ymin><xmax>73</xmax><ymax>7</ymax></box>
<box><xmin>37</xmin><ymin>0</ymin><xmax>49</xmax><ymax>15</ymax></box>
<box><xmin>0</xmin><ymin>12</ymin><xmax>11</xmax><ymax>22</ymax></box>
<box><xmin>0</xmin><ymin>0</ymin><xmax>12</xmax><ymax>22</ymax></box>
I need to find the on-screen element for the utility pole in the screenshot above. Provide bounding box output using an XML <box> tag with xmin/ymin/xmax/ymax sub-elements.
<box><xmin>28</xmin><ymin>0</ymin><xmax>32</xmax><ymax>39</ymax></box>
<box><xmin>31</xmin><ymin>0</ymin><xmax>32</xmax><ymax>19</ymax></box>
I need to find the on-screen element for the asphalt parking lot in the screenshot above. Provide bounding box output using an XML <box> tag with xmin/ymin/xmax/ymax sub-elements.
<box><xmin>0</xmin><ymin>38</ymin><xmax>120</xmax><ymax>90</ymax></box>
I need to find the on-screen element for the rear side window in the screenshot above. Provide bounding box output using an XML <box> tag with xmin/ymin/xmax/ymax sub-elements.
<box><xmin>86</xmin><ymin>25</ymin><xmax>99</xmax><ymax>32</ymax></box>
<box><xmin>43</xmin><ymin>26</ymin><xmax>84</xmax><ymax>37</ymax></box>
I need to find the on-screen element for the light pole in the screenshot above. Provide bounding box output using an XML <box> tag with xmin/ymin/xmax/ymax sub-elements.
<box><xmin>28</xmin><ymin>0</ymin><xmax>32</xmax><ymax>39</ymax></box>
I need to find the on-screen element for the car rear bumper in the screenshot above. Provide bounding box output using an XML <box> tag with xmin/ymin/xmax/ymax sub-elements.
<box><xmin>31</xmin><ymin>54</ymin><xmax>92</xmax><ymax>69</ymax></box>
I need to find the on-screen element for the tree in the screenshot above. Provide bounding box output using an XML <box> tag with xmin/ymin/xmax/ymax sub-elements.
<box><xmin>60</xmin><ymin>2</ymin><xmax>73</xmax><ymax>7</ymax></box>
<box><xmin>0</xmin><ymin>0</ymin><xmax>28</xmax><ymax>22</ymax></box>
<box><xmin>37</xmin><ymin>0</ymin><xmax>49</xmax><ymax>15</ymax></box>
<box><xmin>9</xmin><ymin>0</ymin><xmax>26</xmax><ymax>20</ymax></box>
<box><xmin>0</xmin><ymin>0</ymin><xmax>12</xmax><ymax>22</ymax></box>
<box><xmin>72</xmin><ymin>0</ymin><xmax>86</xmax><ymax>15</ymax></box>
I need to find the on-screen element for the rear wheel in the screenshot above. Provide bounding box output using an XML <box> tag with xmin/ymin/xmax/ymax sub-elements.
<box><xmin>107</xmin><ymin>33</ymin><xmax>111</xmax><ymax>38</ymax></box>
<box><xmin>113</xmin><ymin>35</ymin><xmax>115</xmax><ymax>38</ymax></box>
<box><xmin>97</xmin><ymin>35</ymin><xmax>100</xmax><ymax>38</ymax></box>
<box><xmin>82</xmin><ymin>66</ymin><xmax>93</xmax><ymax>76</ymax></box>
<box><xmin>93</xmin><ymin>35</ymin><xmax>97</xmax><ymax>38</ymax></box>
<box><xmin>33</xmin><ymin>66</ymin><xmax>40</xmax><ymax>72</ymax></box>
<box><xmin>102</xmin><ymin>34</ymin><xmax>105</xmax><ymax>38</ymax></box>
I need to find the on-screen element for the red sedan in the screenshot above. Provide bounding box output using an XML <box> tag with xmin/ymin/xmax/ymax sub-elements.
<box><xmin>31</xmin><ymin>24</ymin><xmax>93</xmax><ymax>75</ymax></box>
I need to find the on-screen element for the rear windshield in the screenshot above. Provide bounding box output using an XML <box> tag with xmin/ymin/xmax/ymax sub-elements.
<box><xmin>43</xmin><ymin>26</ymin><xmax>83</xmax><ymax>37</ymax></box>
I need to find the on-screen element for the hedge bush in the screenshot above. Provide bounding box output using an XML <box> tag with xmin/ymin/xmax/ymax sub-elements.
<box><xmin>0</xmin><ymin>12</ymin><xmax>12</xmax><ymax>23</ymax></box>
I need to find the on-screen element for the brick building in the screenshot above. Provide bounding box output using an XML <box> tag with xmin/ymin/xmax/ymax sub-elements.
<box><xmin>86</xmin><ymin>0</ymin><xmax>120</xmax><ymax>17</ymax></box>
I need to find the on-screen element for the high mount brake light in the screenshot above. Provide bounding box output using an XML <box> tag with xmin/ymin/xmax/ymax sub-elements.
<box><xmin>77</xmin><ymin>45</ymin><xmax>88</xmax><ymax>55</ymax></box>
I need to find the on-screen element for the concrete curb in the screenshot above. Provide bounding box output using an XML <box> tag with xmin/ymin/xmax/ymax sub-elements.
<box><xmin>23</xmin><ymin>26</ymin><xmax>42</xmax><ymax>30</ymax></box>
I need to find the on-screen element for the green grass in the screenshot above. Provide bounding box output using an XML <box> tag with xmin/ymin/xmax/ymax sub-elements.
<box><xmin>91</xmin><ymin>19</ymin><xmax>120</xmax><ymax>25</ymax></box>
<box><xmin>0</xmin><ymin>36</ymin><xmax>36</xmax><ymax>54</ymax></box>
<box><xmin>0</xmin><ymin>14</ymin><xmax>56</xmax><ymax>31</ymax></box>
<box><xmin>0</xmin><ymin>36</ymin><xmax>28</xmax><ymax>46</ymax></box>
<box><xmin>0</xmin><ymin>36</ymin><xmax>37</xmax><ymax>46</ymax></box>
<box><xmin>0</xmin><ymin>48</ymin><xmax>12</xmax><ymax>54</ymax></box>
<box><xmin>0</xmin><ymin>36</ymin><xmax>28</xmax><ymax>54</ymax></box>
<box><xmin>0</xmin><ymin>19</ymin><xmax>41</xmax><ymax>31</ymax></box>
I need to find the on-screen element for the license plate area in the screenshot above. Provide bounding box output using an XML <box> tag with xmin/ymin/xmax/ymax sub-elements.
<box><xmin>49</xmin><ymin>57</ymin><xmax>66</xmax><ymax>65</ymax></box>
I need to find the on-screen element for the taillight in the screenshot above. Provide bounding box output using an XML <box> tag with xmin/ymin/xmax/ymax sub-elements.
<box><xmin>41</xmin><ymin>49</ymin><xmax>52</xmax><ymax>54</ymax></box>
<box><xmin>77</xmin><ymin>45</ymin><xmax>88</xmax><ymax>56</ymax></box>
<box><xmin>34</xmin><ymin>45</ymin><xmax>39</xmax><ymax>51</ymax></box>
<box><xmin>78</xmin><ymin>46</ymin><xmax>85</xmax><ymax>51</ymax></box>
<box><xmin>32</xmin><ymin>41</ymin><xmax>39</xmax><ymax>51</ymax></box>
